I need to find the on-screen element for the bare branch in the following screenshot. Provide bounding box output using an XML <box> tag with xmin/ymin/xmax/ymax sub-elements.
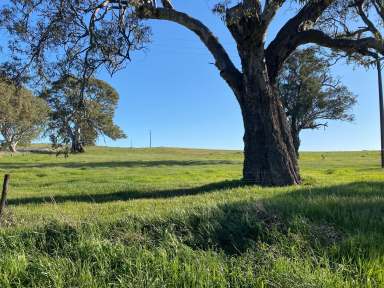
<box><xmin>372</xmin><ymin>0</ymin><xmax>384</xmax><ymax>19</ymax></box>
<box><xmin>355</xmin><ymin>0</ymin><xmax>382</xmax><ymax>40</ymax></box>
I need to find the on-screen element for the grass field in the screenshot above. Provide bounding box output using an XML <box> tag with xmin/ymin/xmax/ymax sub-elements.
<box><xmin>0</xmin><ymin>147</ymin><xmax>383</xmax><ymax>287</ymax></box>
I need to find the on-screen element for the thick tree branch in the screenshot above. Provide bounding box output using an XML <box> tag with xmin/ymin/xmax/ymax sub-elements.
<box><xmin>261</xmin><ymin>0</ymin><xmax>285</xmax><ymax>27</ymax></box>
<box><xmin>297</xmin><ymin>29</ymin><xmax>384</xmax><ymax>56</ymax></box>
<box><xmin>224</xmin><ymin>1</ymin><xmax>271</xmax><ymax>48</ymax></box>
<box><xmin>137</xmin><ymin>7</ymin><xmax>243</xmax><ymax>98</ymax></box>
<box><xmin>265</xmin><ymin>0</ymin><xmax>334</xmax><ymax>83</ymax></box>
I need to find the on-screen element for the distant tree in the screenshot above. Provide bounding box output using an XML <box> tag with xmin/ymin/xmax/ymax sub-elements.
<box><xmin>41</xmin><ymin>76</ymin><xmax>126</xmax><ymax>153</ymax></box>
<box><xmin>278</xmin><ymin>48</ymin><xmax>357</xmax><ymax>156</ymax></box>
<box><xmin>0</xmin><ymin>79</ymin><xmax>49</xmax><ymax>152</ymax></box>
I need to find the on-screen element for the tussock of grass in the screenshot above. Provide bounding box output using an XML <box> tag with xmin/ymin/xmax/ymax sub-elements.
<box><xmin>0</xmin><ymin>147</ymin><xmax>383</xmax><ymax>287</ymax></box>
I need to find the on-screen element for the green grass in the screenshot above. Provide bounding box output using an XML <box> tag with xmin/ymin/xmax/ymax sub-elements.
<box><xmin>0</xmin><ymin>147</ymin><xmax>383</xmax><ymax>287</ymax></box>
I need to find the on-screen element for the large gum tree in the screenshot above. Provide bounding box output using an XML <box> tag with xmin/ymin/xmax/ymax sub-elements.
<box><xmin>0</xmin><ymin>0</ymin><xmax>383</xmax><ymax>186</ymax></box>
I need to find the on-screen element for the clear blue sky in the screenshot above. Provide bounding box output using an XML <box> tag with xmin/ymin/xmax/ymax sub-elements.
<box><xmin>3</xmin><ymin>1</ymin><xmax>382</xmax><ymax>151</ymax></box>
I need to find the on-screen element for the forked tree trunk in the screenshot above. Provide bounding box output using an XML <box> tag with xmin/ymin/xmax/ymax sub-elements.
<box><xmin>1</xmin><ymin>131</ymin><xmax>17</xmax><ymax>153</ymax></box>
<box><xmin>9</xmin><ymin>142</ymin><xmax>17</xmax><ymax>153</ymax></box>
<box><xmin>238</xmin><ymin>51</ymin><xmax>301</xmax><ymax>186</ymax></box>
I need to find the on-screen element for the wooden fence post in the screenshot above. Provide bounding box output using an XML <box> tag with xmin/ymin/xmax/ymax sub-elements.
<box><xmin>0</xmin><ymin>174</ymin><xmax>10</xmax><ymax>218</ymax></box>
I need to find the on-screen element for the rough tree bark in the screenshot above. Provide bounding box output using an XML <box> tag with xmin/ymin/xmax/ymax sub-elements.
<box><xmin>240</xmin><ymin>91</ymin><xmax>300</xmax><ymax>185</ymax></box>
<box><xmin>237</xmin><ymin>47</ymin><xmax>300</xmax><ymax>185</ymax></box>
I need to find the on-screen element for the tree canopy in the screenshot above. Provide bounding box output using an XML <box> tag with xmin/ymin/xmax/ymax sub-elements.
<box><xmin>41</xmin><ymin>76</ymin><xmax>126</xmax><ymax>153</ymax></box>
<box><xmin>1</xmin><ymin>0</ymin><xmax>382</xmax><ymax>83</ymax></box>
<box><xmin>0</xmin><ymin>78</ymin><xmax>49</xmax><ymax>152</ymax></box>
<box><xmin>278</xmin><ymin>48</ymin><xmax>357</xmax><ymax>155</ymax></box>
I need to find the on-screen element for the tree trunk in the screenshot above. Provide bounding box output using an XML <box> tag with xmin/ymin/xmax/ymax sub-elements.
<box><xmin>1</xmin><ymin>130</ymin><xmax>17</xmax><ymax>153</ymax></box>
<box><xmin>238</xmin><ymin>52</ymin><xmax>301</xmax><ymax>186</ymax></box>
<box><xmin>71</xmin><ymin>140</ymin><xmax>85</xmax><ymax>153</ymax></box>
<box><xmin>291</xmin><ymin>128</ymin><xmax>301</xmax><ymax>158</ymax></box>
<box><xmin>70</xmin><ymin>126</ymin><xmax>85</xmax><ymax>153</ymax></box>
<box><xmin>8</xmin><ymin>142</ymin><xmax>17</xmax><ymax>153</ymax></box>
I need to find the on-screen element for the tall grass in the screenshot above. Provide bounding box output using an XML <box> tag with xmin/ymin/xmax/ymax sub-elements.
<box><xmin>0</xmin><ymin>147</ymin><xmax>382</xmax><ymax>287</ymax></box>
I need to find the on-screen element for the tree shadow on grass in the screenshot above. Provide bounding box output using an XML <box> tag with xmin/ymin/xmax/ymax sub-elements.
<box><xmin>200</xmin><ymin>181</ymin><xmax>384</xmax><ymax>256</ymax></box>
<box><xmin>8</xmin><ymin>179</ymin><xmax>250</xmax><ymax>206</ymax></box>
<box><xmin>8</xmin><ymin>181</ymin><xmax>384</xmax><ymax>269</ymax></box>
<box><xmin>137</xmin><ymin>181</ymin><xmax>384</xmax><ymax>258</ymax></box>
<box><xmin>0</xmin><ymin>159</ymin><xmax>239</xmax><ymax>170</ymax></box>
<box><xmin>9</xmin><ymin>181</ymin><xmax>384</xmax><ymax>286</ymax></box>
<box><xmin>10</xmin><ymin>180</ymin><xmax>384</xmax><ymax>251</ymax></box>
<box><xmin>17</xmin><ymin>148</ymin><xmax>55</xmax><ymax>155</ymax></box>
<box><xmin>265</xmin><ymin>181</ymin><xmax>384</xmax><ymax>232</ymax></box>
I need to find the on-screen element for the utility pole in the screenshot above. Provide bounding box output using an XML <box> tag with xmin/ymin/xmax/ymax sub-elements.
<box><xmin>149</xmin><ymin>130</ymin><xmax>152</xmax><ymax>148</ymax></box>
<box><xmin>377</xmin><ymin>58</ymin><xmax>384</xmax><ymax>168</ymax></box>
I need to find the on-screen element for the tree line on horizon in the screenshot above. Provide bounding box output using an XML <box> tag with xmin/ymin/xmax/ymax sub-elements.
<box><xmin>0</xmin><ymin>48</ymin><xmax>356</xmax><ymax>155</ymax></box>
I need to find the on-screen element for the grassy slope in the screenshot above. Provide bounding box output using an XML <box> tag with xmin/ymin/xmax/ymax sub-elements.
<box><xmin>0</xmin><ymin>147</ymin><xmax>383</xmax><ymax>287</ymax></box>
